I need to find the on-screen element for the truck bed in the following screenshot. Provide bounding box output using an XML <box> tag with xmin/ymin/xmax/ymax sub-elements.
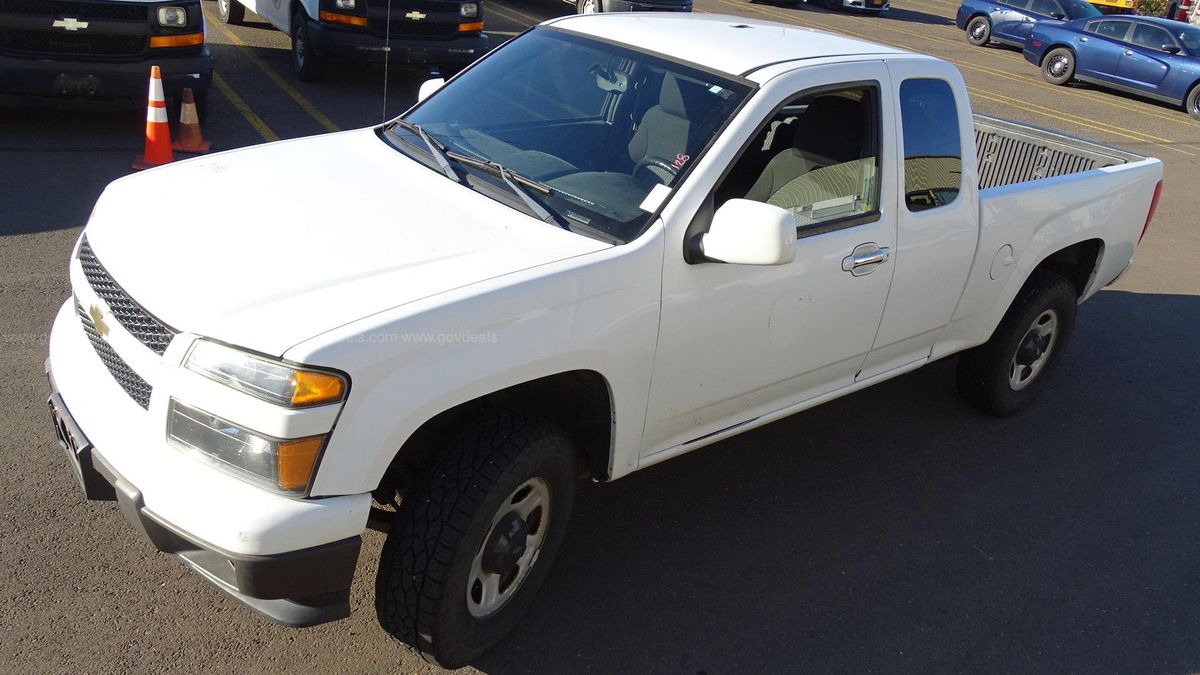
<box><xmin>973</xmin><ymin>114</ymin><xmax>1145</xmax><ymax>191</ymax></box>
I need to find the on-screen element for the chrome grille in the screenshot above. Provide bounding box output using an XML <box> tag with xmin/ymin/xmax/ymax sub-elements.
<box><xmin>76</xmin><ymin>300</ymin><xmax>152</xmax><ymax>409</ymax></box>
<box><xmin>77</xmin><ymin>237</ymin><xmax>175</xmax><ymax>355</ymax></box>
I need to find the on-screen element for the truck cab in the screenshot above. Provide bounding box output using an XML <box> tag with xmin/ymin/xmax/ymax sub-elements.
<box><xmin>0</xmin><ymin>0</ymin><xmax>212</xmax><ymax>116</ymax></box>
<box><xmin>215</xmin><ymin>0</ymin><xmax>487</xmax><ymax>80</ymax></box>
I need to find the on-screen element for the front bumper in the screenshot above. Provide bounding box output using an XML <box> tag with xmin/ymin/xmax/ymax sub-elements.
<box><xmin>46</xmin><ymin>297</ymin><xmax>371</xmax><ymax>627</ymax></box>
<box><xmin>0</xmin><ymin>48</ymin><xmax>212</xmax><ymax>100</ymax></box>
<box><xmin>307</xmin><ymin>19</ymin><xmax>488</xmax><ymax>66</ymax></box>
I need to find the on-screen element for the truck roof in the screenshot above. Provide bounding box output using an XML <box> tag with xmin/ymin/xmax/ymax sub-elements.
<box><xmin>545</xmin><ymin>13</ymin><xmax>908</xmax><ymax>79</ymax></box>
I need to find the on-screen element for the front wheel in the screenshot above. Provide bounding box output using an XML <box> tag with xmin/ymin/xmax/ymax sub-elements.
<box><xmin>1185</xmin><ymin>84</ymin><xmax>1200</xmax><ymax>121</ymax></box>
<box><xmin>1042</xmin><ymin>47</ymin><xmax>1075</xmax><ymax>85</ymax></box>
<box><xmin>957</xmin><ymin>270</ymin><xmax>1077</xmax><ymax>417</ymax></box>
<box><xmin>292</xmin><ymin>11</ymin><xmax>322</xmax><ymax>81</ymax></box>
<box><xmin>966</xmin><ymin>16</ymin><xmax>991</xmax><ymax>46</ymax></box>
<box><xmin>217</xmin><ymin>0</ymin><xmax>245</xmax><ymax>25</ymax></box>
<box><xmin>375</xmin><ymin>410</ymin><xmax>578</xmax><ymax>669</ymax></box>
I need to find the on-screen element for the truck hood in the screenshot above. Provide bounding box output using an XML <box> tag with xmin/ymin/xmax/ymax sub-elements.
<box><xmin>83</xmin><ymin>129</ymin><xmax>610</xmax><ymax>356</ymax></box>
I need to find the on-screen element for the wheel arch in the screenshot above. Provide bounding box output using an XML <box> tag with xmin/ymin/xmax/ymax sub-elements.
<box><xmin>1039</xmin><ymin>43</ymin><xmax>1076</xmax><ymax>66</ymax></box>
<box><xmin>1028</xmin><ymin>237</ymin><xmax>1104</xmax><ymax>299</ymax></box>
<box><xmin>373</xmin><ymin>369</ymin><xmax>616</xmax><ymax>503</ymax></box>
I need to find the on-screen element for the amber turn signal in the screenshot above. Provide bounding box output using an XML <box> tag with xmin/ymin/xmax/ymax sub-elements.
<box><xmin>458</xmin><ymin>21</ymin><xmax>484</xmax><ymax>32</ymax></box>
<box><xmin>276</xmin><ymin>436</ymin><xmax>326</xmax><ymax>492</ymax></box>
<box><xmin>319</xmin><ymin>10</ymin><xmax>368</xmax><ymax>26</ymax></box>
<box><xmin>149</xmin><ymin>32</ymin><xmax>204</xmax><ymax>48</ymax></box>
<box><xmin>291</xmin><ymin>370</ymin><xmax>346</xmax><ymax>407</ymax></box>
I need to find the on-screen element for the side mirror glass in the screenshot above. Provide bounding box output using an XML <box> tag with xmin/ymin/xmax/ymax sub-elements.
<box><xmin>417</xmin><ymin>78</ymin><xmax>445</xmax><ymax>103</ymax></box>
<box><xmin>698</xmin><ymin>199</ymin><xmax>796</xmax><ymax>266</ymax></box>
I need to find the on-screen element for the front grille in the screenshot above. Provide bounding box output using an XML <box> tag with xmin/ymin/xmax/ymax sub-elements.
<box><xmin>76</xmin><ymin>300</ymin><xmax>153</xmax><ymax>409</ymax></box>
<box><xmin>0</xmin><ymin>0</ymin><xmax>148</xmax><ymax>21</ymax></box>
<box><xmin>77</xmin><ymin>237</ymin><xmax>176</xmax><ymax>355</ymax></box>
<box><xmin>369</xmin><ymin>17</ymin><xmax>458</xmax><ymax>38</ymax></box>
<box><xmin>0</xmin><ymin>30</ymin><xmax>146</xmax><ymax>56</ymax></box>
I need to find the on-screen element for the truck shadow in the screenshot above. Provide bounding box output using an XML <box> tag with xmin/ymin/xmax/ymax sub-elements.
<box><xmin>476</xmin><ymin>289</ymin><xmax>1200</xmax><ymax>674</ymax></box>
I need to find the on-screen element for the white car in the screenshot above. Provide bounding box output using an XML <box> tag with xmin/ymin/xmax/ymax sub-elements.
<box><xmin>47</xmin><ymin>13</ymin><xmax>1162</xmax><ymax>668</ymax></box>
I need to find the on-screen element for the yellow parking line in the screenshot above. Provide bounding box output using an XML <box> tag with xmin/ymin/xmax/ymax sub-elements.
<box><xmin>487</xmin><ymin>2</ymin><xmax>544</xmax><ymax>26</ymax></box>
<box><xmin>211</xmin><ymin>72</ymin><xmax>279</xmax><ymax>142</ymax></box>
<box><xmin>204</xmin><ymin>8</ymin><xmax>341</xmax><ymax>134</ymax></box>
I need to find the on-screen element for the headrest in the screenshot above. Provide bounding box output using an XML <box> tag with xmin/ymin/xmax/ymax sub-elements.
<box><xmin>659</xmin><ymin>74</ymin><xmax>687</xmax><ymax>118</ymax></box>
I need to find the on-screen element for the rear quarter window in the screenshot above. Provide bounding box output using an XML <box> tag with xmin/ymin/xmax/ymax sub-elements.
<box><xmin>899</xmin><ymin>79</ymin><xmax>963</xmax><ymax>213</ymax></box>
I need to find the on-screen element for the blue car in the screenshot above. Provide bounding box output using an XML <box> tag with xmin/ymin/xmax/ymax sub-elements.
<box><xmin>1024</xmin><ymin>16</ymin><xmax>1200</xmax><ymax>119</ymax></box>
<box><xmin>956</xmin><ymin>0</ymin><xmax>1101</xmax><ymax>48</ymax></box>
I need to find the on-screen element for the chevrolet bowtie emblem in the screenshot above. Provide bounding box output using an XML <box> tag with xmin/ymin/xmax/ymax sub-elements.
<box><xmin>52</xmin><ymin>17</ymin><xmax>90</xmax><ymax>31</ymax></box>
<box><xmin>404</xmin><ymin>10</ymin><xmax>426</xmax><ymax>19</ymax></box>
<box><xmin>88</xmin><ymin>304</ymin><xmax>110</xmax><ymax>338</ymax></box>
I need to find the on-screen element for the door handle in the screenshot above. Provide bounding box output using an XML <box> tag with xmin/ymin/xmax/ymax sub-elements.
<box><xmin>1123</xmin><ymin>50</ymin><xmax>1134</xmax><ymax>56</ymax></box>
<box><xmin>1079</xmin><ymin>36</ymin><xmax>1088</xmax><ymax>41</ymax></box>
<box><xmin>842</xmin><ymin>243</ymin><xmax>890</xmax><ymax>276</ymax></box>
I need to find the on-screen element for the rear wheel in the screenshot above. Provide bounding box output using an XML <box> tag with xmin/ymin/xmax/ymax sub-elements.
<box><xmin>292</xmin><ymin>10</ymin><xmax>322</xmax><ymax>82</ymax></box>
<box><xmin>375</xmin><ymin>410</ymin><xmax>578</xmax><ymax>669</ymax></box>
<box><xmin>577</xmin><ymin>0</ymin><xmax>601</xmax><ymax>13</ymax></box>
<box><xmin>957</xmin><ymin>270</ymin><xmax>1077</xmax><ymax>417</ymax></box>
<box><xmin>966</xmin><ymin>15</ymin><xmax>991</xmax><ymax>46</ymax></box>
<box><xmin>217</xmin><ymin>0</ymin><xmax>245</xmax><ymax>25</ymax></box>
<box><xmin>1185</xmin><ymin>84</ymin><xmax>1200</xmax><ymax>121</ymax></box>
<box><xmin>1042</xmin><ymin>47</ymin><xmax>1075</xmax><ymax>85</ymax></box>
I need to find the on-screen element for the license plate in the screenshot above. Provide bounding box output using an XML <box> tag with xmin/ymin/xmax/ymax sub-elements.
<box><xmin>52</xmin><ymin>73</ymin><xmax>102</xmax><ymax>96</ymax></box>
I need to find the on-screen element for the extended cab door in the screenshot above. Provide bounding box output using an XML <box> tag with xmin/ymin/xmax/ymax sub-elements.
<box><xmin>641</xmin><ymin>62</ymin><xmax>898</xmax><ymax>458</ymax></box>
<box><xmin>857</xmin><ymin>60</ymin><xmax>979</xmax><ymax>379</ymax></box>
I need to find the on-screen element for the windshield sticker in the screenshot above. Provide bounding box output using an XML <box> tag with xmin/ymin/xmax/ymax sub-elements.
<box><xmin>672</xmin><ymin>153</ymin><xmax>691</xmax><ymax>171</ymax></box>
<box><xmin>639</xmin><ymin>183</ymin><xmax>672</xmax><ymax>213</ymax></box>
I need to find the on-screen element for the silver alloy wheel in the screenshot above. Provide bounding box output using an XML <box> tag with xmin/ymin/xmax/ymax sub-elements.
<box><xmin>1009</xmin><ymin>309</ymin><xmax>1058</xmax><ymax>391</ymax></box>
<box><xmin>581</xmin><ymin>0</ymin><xmax>599</xmax><ymax>13</ymax></box>
<box><xmin>970</xmin><ymin>21</ymin><xmax>987</xmax><ymax>40</ymax></box>
<box><xmin>1047</xmin><ymin>54</ymin><xmax>1070</xmax><ymax>78</ymax></box>
<box><xmin>466</xmin><ymin>477</ymin><xmax>551</xmax><ymax>619</ymax></box>
<box><xmin>218</xmin><ymin>0</ymin><xmax>229</xmax><ymax>16</ymax></box>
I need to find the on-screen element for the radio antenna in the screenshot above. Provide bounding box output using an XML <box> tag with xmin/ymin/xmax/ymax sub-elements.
<box><xmin>382</xmin><ymin>0</ymin><xmax>393</xmax><ymax>123</ymax></box>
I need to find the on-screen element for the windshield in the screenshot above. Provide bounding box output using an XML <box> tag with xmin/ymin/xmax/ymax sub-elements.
<box><xmin>396</xmin><ymin>29</ymin><xmax>753</xmax><ymax>244</ymax></box>
<box><xmin>1062</xmin><ymin>0</ymin><xmax>1101</xmax><ymax>18</ymax></box>
<box><xmin>1178</xmin><ymin>25</ymin><xmax>1200</xmax><ymax>52</ymax></box>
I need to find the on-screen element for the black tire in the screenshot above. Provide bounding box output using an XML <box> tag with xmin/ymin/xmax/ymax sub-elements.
<box><xmin>1185</xmin><ymin>83</ymin><xmax>1200</xmax><ymax>121</ymax></box>
<box><xmin>375</xmin><ymin>410</ymin><xmax>578</xmax><ymax>669</ymax></box>
<box><xmin>577</xmin><ymin>0</ymin><xmax>601</xmax><ymax>13</ymax></box>
<box><xmin>823</xmin><ymin>0</ymin><xmax>842</xmax><ymax>9</ymax></box>
<box><xmin>292</xmin><ymin>10</ymin><xmax>322</xmax><ymax>82</ymax></box>
<box><xmin>217</xmin><ymin>0</ymin><xmax>244</xmax><ymax>25</ymax></box>
<box><xmin>1042</xmin><ymin>47</ymin><xmax>1075</xmax><ymax>86</ymax></box>
<box><xmin>966</xmin><ymin>15</ymin><xmax>991</xmax><ymax>46</ymax></box>
<box><xmin>957</xmin><ymin>270</ymin><xmax>1077</xmax><ymax>417</ymax></box>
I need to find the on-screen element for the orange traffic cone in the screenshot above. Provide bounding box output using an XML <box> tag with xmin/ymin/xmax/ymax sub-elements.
<box><xmin>133</xmin><ymin>65</ymin><xmax>174</xmax><ymax>171</ymax></box>
<box><xmin>172</xmin><ymin>87</ymin><xmax>211</xmax><ymax>154</ymax></box>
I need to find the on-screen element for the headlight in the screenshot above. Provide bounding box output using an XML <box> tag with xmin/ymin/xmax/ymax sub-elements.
<box><xmin>460</xmin><ymin>3</ymin><xmax>478</xmax><ymax>17</ymax></box>
<box><xmin>157</xmin><ymin>6</ymin><xmax>188</xmax><ymax>26</ymax></box>
<box><xmin>185</xmin><ymin>340</ymin><xmax>348</xmax><ymax>408</ymax></box>
<box><xmin>335</xmin><ymin>0</ymin><xmax>355</xmax><ymax>8</ymax></box>
<box><xmin>168</xmin><ymin>400</ymin><xmax>326</xmax><ymax>493</ymax></box>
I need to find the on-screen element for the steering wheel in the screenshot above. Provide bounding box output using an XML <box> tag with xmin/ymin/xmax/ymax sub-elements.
<box><xmin>633</xmin><ymin>155</ymin><xmax>678</xmax><ymax>183</ymax></box>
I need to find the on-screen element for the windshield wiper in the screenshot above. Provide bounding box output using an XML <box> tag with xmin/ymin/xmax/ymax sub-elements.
<box><xmin>442</xmin><ymin>150</ymin><xmax>569</xmax><ymax>229</ymax></box>
<box><xmin>386</xmin><ymin>119</ymin><xmax>461</xmax><ymax>184</ymax></box>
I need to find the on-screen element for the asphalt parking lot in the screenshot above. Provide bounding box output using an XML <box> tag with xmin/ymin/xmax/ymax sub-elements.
<box><xmin>3</xmin><ymin>0</ymin><xmax>1200</xmax><ymax>672</ymax></box>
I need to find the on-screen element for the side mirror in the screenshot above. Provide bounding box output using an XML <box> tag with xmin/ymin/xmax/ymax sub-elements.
<box><xmin>417</xmin><ymin>78</ymin><xmax>445</xmax><ymax>103</ymax></box>
<box><xmin>1050</xmin><ymin>11</ymin><xmax>1065</xmax><ymax>19</ymax></box>
<box><xmin>697</xmin><ymin>199</ymin><xmax>796</xmax><ymax>266</ymax></box>
<box><xmin>1162</xmin><ymin>44</ymin><xmax>1182</xmax><ymax>54</ymax></box>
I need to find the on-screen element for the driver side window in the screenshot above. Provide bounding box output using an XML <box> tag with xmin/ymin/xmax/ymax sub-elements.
<box><xmin>715</xmin><ymin>84</ymin><xmax>882</xmax><ymax>236</ymax></box>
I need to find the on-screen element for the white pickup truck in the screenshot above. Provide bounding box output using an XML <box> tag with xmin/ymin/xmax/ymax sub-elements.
<box><xmin>47</xmin><ymin>13</ymin><xmax>1163</xmax><ymax>668</ymax></box>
